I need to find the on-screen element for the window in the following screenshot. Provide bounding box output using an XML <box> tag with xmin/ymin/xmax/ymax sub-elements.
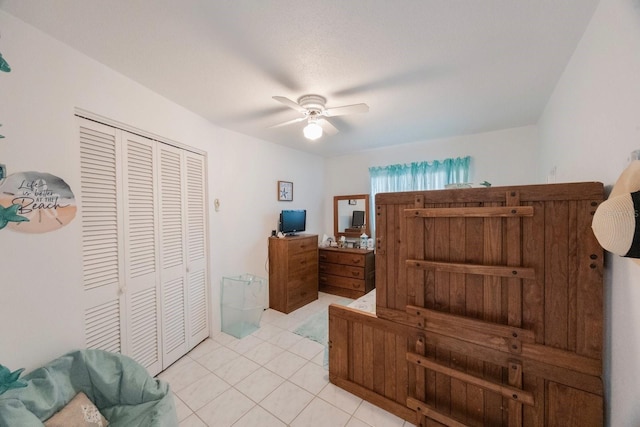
<box><xmin>368</xmin><ymin>156</ymin><xmax>471</xmax><ymax>235</ymax></box>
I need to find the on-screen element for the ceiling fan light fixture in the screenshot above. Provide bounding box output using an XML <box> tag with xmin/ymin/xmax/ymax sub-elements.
<box><xmin>303</xmin><ymin>121</ymin><xmax>323</xmax><ymax>140</ymax></box>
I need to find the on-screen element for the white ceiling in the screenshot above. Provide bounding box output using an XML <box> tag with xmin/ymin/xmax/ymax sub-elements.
<box><xmin>0</xmin><ymin>0</ymin><xmax>599</xmax><ymax>157</ymax></box>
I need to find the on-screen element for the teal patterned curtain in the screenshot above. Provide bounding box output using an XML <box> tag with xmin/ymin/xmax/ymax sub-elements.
<box><xmin>368</xmin><ymin>156</ymin><xmax>471</xmax><ymax>235</ymax></box>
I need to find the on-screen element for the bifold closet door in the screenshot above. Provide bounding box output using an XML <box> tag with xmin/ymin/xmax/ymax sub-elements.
<box><xmin>121</xmin><ymin>132</ymin><xmax>162</xmax><ymax>376</ymax></box>
<box><xmin>184</xmin><ymin>152</ymin><xmax>209</xmax><ymax>348</ymax></box>
<box><xmin>79</xmin><ymin>116</ymin><xmax>209</xmax><ymax>375</ymax></box>
<box><xmin>158</xmin><ymin>147</ymin><xmax>209</xmax><ymax>369</ymax></box>
<box><xmin>158</xmin><ymin>144</ymin><xmax>189</xmax><ymax>368</ymax></box>
<box><xmin>79</xmin><ymin>119</ymin><xmax>126</xmax><ymax>356</ymax></box>
<box><xmin>80</xmin><ymin>120</ymin><xmax>163</xmax><ymax>376</ymax></box>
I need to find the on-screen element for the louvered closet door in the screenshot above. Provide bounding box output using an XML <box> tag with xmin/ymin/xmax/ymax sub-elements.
<box><xmin>122</xmin><ymin>132</ymin><xmax>162</xmax><ymax>376</ymax></box>
<box><xmin>79</xmin><ymin>118</ymin><xmax>125</xmax><ymax>354</ymax></box>
<box><xmin>158</xmin><ymin>144</ymin><xmax>188</xmax><ymax>368</ymax></box>
<box><xmin>185</xmin><ymin>152</ymin><xmax>209</xmax><ymax>347</ymax></box>
<box><xmin>79</xmin><ymin>116</ymin><xmax>209</xmax><ymax>374</ymax></box>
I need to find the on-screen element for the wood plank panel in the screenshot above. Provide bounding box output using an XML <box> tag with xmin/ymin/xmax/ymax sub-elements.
<box><xmin>483</xmin><ymin>202</ymin><xmax>505</xmax><ymax>425</ymax></box>
<box><xmin>547</xmin><ymin>382</ymin><xmax>603</xmax><ymax>427</ymax></box>
<box><xmin>329</xmin><ymin>314</ymin><xmax>348</xmax><ymax>378</ymax></box>
<box><xmin>404</xmin><ymin>205</ymin><xmax>534</xmax><ymax>218</ymax></box>
<box><xmin>385</xmin><ymin>330</ymin><xmax>398</xmax><ymax>400</ymax></box>
<box><xmin>387</xmin><ymin>204</ymin><xmax>398</xmax><ymax>311</ymax></box>
<box><xmin>545</xmin><ymin>201</ymin><xmax>569</xmax><ymax>350</ymax></box>
<box><xmin>363</xmin><ymin>324</ymin><xmax>374</xmax><ymax>390</ymax></box>
<box><xmin>406</xmin><ymin>195</ymin><xmax>424</xmax><ymax>309</ymax></box>
<box><xmin>506</xmin><ymin>191</ymin><xmax>524</xmax><ymax>427</ymax></box>
<box><xmin>414</xmin><ymin>334</ymin><xmax>426</xmax><ymax>407</ymax></box>
<box><xmin>407</xmin><ymin>353</ymin><xmax>535</xmax><ymax>406</ymax></box>
<box><xmin>463</xmin><ymin>205</ymin><xmax>485</xmax><ymax>424</ymax></box>
<box><xmin>424</xmin><ymin>205</ymin><xmax>437</xmax><ymax>311</ymax></box>
<box><xmin>576</xmin><ymin>199</ymin><xmax>604</xmax><ymax>359</ymax></box>
<box><xmin>449</xmin><ymin>203</ymin><xmax>468</xmax><ymax>422</ymax></box>
<box><xmin>505</xmin><ymin>191</ymin><xmax>523</xmax><ymax>328</ymax></box>
<box><xmin>373</xmin><ymin>328</ymin><xmax>386</xmax><ymax>395</ymax></box>
<box><xmin>375</xmin><ymin>202</ymin><xmax>388</xmax><ymax>309</ymax></box>
<box><xmin>375</xmin><ymin>182</ymin><xmax>603</xmax><ymax>205</ymax></box>
<box><xmin>407</xmin><ymin>260</ymin><xmax>535</xmax><ymax>280</ymax></box>
<box><xmin>352</xmin><ymin>321</ymin><xmax>364</xmax><ymax>384</ymax></box>
<box><xmin>395</xmin><ymin>203</ymin><xmax>408</xmax><ymax>312</ymax></box>
<box><xmin>396</xmin><ymin>333</ymin><xmax>408</xmax><ymax>406</ymax></box>
<box><xmin>567</xmin><ymin>200</ymin><xmax>578</xmax><ymax>353</ymax></box>
<box><xmin>407</xmin><ymin>397</ymin><xmax>469</xmax><ymax>427</ymax></box>
<box><xmin>522</xmin><ymin>201</ymin><xmax>545</xmax><ymax>344</ymax></box>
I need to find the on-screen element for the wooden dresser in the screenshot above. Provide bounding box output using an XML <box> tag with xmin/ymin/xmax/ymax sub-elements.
<box><xmin>268</xmin><ymin>234</ymin><xmax>318</xmax><ymax>313</ymax></box>
<box><xmin>318</xmin><ymin>247</ymin><xmax>375</xmax><ymax>299</ymax></box>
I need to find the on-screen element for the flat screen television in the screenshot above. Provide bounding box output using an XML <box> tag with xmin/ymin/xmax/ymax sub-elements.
<box><xmin>351</xmin><ymin>210</ymin><xmax>365</xmax><ymax>228</ymax></box>
<box><xmin>279</xmin><ymin>209</ymin><xmax>306</xmax><ymax>235</ymax></box>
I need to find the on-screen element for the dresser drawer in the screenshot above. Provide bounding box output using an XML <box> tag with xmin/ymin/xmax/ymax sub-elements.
<box><xmin>318</xmin><ymin>250</ymin><xmax>366</xmax><ymax>266</ymax></box>
<box><xmin>288</xmin><ymin>251</ymin><xmax>317</xmax><ymax>276</ymax></box>
<box><xmin>319</xmin><ymin>273</ymin><xmax>364</xmax><ymax>291</ymax></box>
<box><xmin>287</xmin><ymin>273</ymin><xmax>317</xmax><ymax>307</ymax></box>
<box><xmin>319</xmin><ymin>262</ymin><xmax>364</xmax><ymax>279</ymax></box>
<box><xmin>287</xmin><ymin>236</ymin><xmax>317</xmax><ymax>254</ymax></box>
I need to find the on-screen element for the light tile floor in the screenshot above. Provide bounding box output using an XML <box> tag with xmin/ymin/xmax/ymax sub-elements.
<box><xmin>158</xmin><ymin>292</ymin><xmax>415</xmax><ymax>427</ymax></box>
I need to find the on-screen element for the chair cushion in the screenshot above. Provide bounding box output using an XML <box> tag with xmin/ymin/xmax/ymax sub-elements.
<box><xmin>44</xmin><ymin>392</ymin><xmax>109</xmax><ymax>427</ymax></box>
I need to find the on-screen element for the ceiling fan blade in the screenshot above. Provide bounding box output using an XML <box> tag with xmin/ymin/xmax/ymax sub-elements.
<box><xmin>272</xmin><ymin>96</ymin><xmax>307</xmax><ymax>113</ymax></box>
<box><xmin>268</xmin><ymin>116</ymin><xmax>307</xmax><ymax>128</ymax></box>
<box><xmin>324</xmin><ymin>103</ymin><xmax>369</xmax><ymax>117</ymax></box>
<box><xmin>318</xmin><ymin>118</ymin><xmax>339</xmax><ymax>136</ymax></box>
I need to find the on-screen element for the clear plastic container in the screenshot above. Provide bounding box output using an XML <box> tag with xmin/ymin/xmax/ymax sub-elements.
<box><xmin>221</xmin><ymin>274</ymin><xmax>267</xmax><ymax>338</ymax></box>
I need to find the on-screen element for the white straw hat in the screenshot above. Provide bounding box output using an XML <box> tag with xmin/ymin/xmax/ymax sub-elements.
<box><xmin>592</xmin><ymin>160</ymin><xmax>640</xmax><ymax>260</ymax></box>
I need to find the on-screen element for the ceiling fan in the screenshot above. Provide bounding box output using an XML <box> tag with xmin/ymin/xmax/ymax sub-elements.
<box><xmin>270</xmin><ymin>94</ymin><xmax>369</xmax><ymax>140</ymax></box>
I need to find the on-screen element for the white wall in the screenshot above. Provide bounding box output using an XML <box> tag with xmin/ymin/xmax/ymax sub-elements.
<box><xmin>0</xmin><ymin>11</ymin><xmax>324</xmax><ymax>373</ymax></box>
<box><xmin>323</xmin><ymin>125</ymin><xmax>540</xmax><ymax>235</ymax></box>
<box><xmin>538</xmin><ymin>0</ymin><xmax>640</xmax><ymax>425</ymax></box>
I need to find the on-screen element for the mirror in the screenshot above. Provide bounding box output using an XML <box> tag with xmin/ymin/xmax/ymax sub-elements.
<box><xmin>334</xmin><ymin>194</ymin><xmax>370</xmax><ymax>240</ymax></box>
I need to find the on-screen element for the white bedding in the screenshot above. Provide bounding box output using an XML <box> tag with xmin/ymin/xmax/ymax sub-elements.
<box><xmin>347</xmin><ymin>288</ymin><xmax>376</xmax><ymax>314</ymax></box>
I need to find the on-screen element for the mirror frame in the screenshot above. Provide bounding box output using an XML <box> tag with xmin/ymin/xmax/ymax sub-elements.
<box><xmin>334</xmin><ymin>194</ymin><xmax>370</xmax><ymax>240</ymax></box>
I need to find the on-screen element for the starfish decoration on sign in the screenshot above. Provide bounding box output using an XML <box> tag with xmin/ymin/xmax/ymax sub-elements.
<box><xmin>0</xmin><ymin>204</ymin><xmax>29</xmax><ymax>230</ymax></box>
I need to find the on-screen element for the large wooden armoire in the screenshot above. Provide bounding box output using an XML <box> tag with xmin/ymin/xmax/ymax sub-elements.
<box><xmin>329</xmin><ymin>182</ymin><xmax>605</xmax><ymax>426</ymax></box>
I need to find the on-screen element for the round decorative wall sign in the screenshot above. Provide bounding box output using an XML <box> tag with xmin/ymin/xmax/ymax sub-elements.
<box><xmin>0</xmin><ymin>171</ymin><xmax>77</xmax><ymax>233</ymax></box>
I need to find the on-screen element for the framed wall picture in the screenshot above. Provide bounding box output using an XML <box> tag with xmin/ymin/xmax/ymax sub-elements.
<box><xmin>278</xmin><ymin>180</ymin><xmax>293</xmax><ymax>201</ymax></box>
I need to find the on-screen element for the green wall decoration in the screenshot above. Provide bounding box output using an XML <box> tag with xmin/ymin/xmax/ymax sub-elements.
<box><xmin>0</xmin><ymin>52</ymin><xmax>10</xmax><ymax>73</ymax></box>
<box><xmin>0</xmin><ymin>50</ymin><xmax>7</xmax><ymax>139</ymax></box>
<box><xmin>0</xmin><ymin>365</ymin><xmax>27</xmax><ymax>395</ymax></box>
<box><xmin>0</xmin><ymin>171</ymin><xmax>76</xmax><ymax>233</ymax></box>
<box><xmin>0</xmin><ymin>204</ymin><xmax>29</xmax><ymax>230</ymax></box>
